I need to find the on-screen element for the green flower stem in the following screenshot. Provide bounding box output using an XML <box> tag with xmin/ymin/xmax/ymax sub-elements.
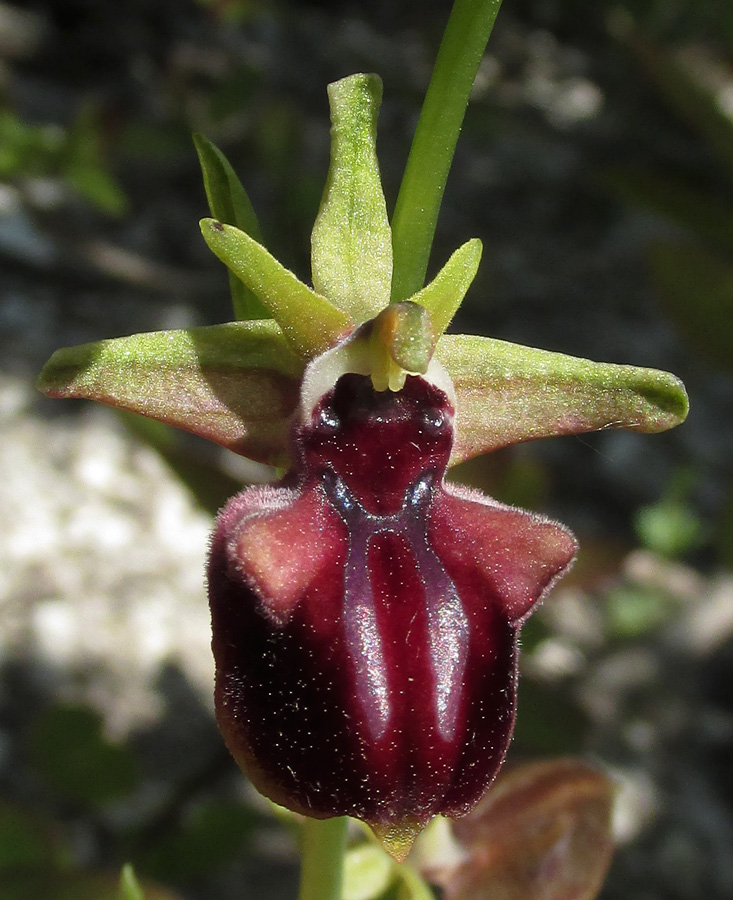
<box><xmin>396</xmin><ymin>864</ymin><xmax>436</xmax><ymax>900</ymax></box>
<box><xmin>391</xmin><ymin>0</ymin><xmax>503</xmax><ymax>302</ymax></box>
<box><xmin>298</xmin><ymin>817</ymin><xmax>349</xmax><ymax>900</ymax></box>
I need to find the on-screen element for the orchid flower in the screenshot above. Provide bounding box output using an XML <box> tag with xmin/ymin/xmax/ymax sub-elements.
<box><xmin>38</xmin><ymin>75</ymin><xmax>688</xmax><ymax>863</ymax></box>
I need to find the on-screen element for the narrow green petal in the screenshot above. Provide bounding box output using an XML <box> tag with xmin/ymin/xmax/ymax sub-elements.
<box><xmin>37</xmin><ymin>320</ymin><xmax>305</xmax><ymax>467</ymax></box>
<box><xmin>311</xmin><ymin>74</ymin><xmax>392</xmax><ymax>321</ymax></box>
<box><xmin>200</xmin><ymin>219</ymin><xmax>354</xmax><ymax>358</ymax></box>
<box><xmin>193</xmin><ymin>132</ymin><xmax>269</xmax><ymax>320</ymax></box>
<box><xmin>437</xmin><ymin>334</ymin><xmax>689</xmax><ymax>466</ymax></box>
<box><xmin>409</xmin><ymin>238</ymin><xmax>482</xmax><ymax>338</ymax></box>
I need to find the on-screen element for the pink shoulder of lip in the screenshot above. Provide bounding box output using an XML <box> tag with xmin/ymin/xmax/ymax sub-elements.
<box><xmin>226</xmin><ymin>485</ymin><xmax>344</xmax><ymax>622</ymax></box>
<box><xmin>431</xmin><ymin>483</ymin><xmax>577</xmax><ymax>620</ymax></box>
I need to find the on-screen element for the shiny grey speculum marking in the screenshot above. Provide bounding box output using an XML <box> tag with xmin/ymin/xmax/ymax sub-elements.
<box><xmin>322</xmin><ymin>470</ymin><xmax>470</xmax><ymax>742</ymax></box>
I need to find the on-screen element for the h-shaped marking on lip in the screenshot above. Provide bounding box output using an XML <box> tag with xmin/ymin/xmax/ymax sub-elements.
<box><xmin>321</xmin><ymin>470</ymin><xmax>470</xmax><ymax>743</ymax></box>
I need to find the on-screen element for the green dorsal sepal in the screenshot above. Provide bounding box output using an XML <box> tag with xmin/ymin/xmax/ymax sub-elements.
<box><xmin>311</xmin><ymin>73</ymin><xmax>393</xmax><ymax>322</ymax></box>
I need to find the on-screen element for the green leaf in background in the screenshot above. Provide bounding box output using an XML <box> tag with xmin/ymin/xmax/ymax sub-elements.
<box><xmin>604</xmin><ymin>584</ymin><xmax>680</xmax><ymax>639</ymax></box>
<box><xmin>311</xmin><ymin>74</ymin><xmax>392</xmax><ymax>322</ymax></box>
<box><xmin>37</xmin><ymin>320</ymin><xmax>304</xmax><ymax>466</ymax></box>
<box><xmin>409</xmin><ymin>238</ymin><xmax>482</xmax><ymax>339</ymax></box>
<box><xmin>27</xmin><ymin>705</ymin><xmax>139</xmax><ymax>807</ymax></box>
<box><xmin>0</xmin><ymin>802</ymin><xmax>67</xmax><ymax>871</ymax></box>
<box><xmin>647</xmin><ymin>240</ymin><xmax>733</xmax><ymax>370</ymax></box>
<box><xmin>63</xmin><ymin>104</ymin><xmax>129</xmax><ymax>217</ymax></box>
<box><xmin>0</xmin><ymin>104</ymin><xmax>127</xmax><ymax>216</ymax></box>
<box><xmin>119</xmin><ymin>865</ymin><xmax>145</xmax><ymax>900</ymax></box>
<box><xmin>193</xmin><ymin>133</ymin><xmax>269</xmax><ymax>320</ymax></box>
<box><xmin>65</xmin><ymin>165</ymin><xmax>129</xmax><ymax>218</ymax></box>
<box><xmin>598</xmin><ymin>165</ymin><xmax>733</xmax><ymax>257</ymax></box>
<box><xmin>200</xmin><ymin>218</ymin><xmax>354</xmax><ymax>357</ymax></box>
<box><xmin>342</xmin><ymin>845</ymin><xmax>395</xmax><ymax>900</ymax></box>
<box><xmin>391</xmin><ymin>0</ymin><xmax>504</xmax><ymax>302</ymax></box>
<box><xmin>436</xmin><ymin>334</ymin><xmax>689</xmax><ymax>466</ymax></box>
<box><xmin>137</xmin><ymin>800</ymin><xmax>255</xmax><ymax>881</ymax></box>
<box><xmin>635</xmin><ymin>498</ymin><xmax>707</xmax><ymax>558</ymax></box>
<box><xmin>0</xmin><ymin>870</ymin><xmax>181</xmax><ymax>900</ymax></box>
<box><xmin>616</xmin><ymin>13</ymin><xmax>733</xmax><ymax>182</ymax></box>
<box><xmin>0</xmin><ymin>109</ymin><xmax>61</xmax><ymax>177</ymax></box>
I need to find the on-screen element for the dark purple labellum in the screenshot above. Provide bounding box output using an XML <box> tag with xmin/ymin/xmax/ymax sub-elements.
<box><xmin>208</xmin><ymin>371</ymin><xmax>577</xmax><ymax>857</ymax></box>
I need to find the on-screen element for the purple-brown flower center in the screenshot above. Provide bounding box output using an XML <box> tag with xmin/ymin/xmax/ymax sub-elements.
<box><xmin>208</xmin><ymin>370</ymin><xmax>577</xmax><ymax>855</ymax></box>
<box><xmin>300</xmin><ymin>373</ymin><xmax>453</xmax><ymax>514</ymax></box>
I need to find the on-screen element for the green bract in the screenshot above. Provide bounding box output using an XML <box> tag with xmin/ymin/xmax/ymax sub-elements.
<box><xmin>193</xmin><ymin>132</ymin><xmax>267</xmax><ymax>321</ymax></box>
<box><xmin>38</xmin><ymin>73</ymin><xmax>688</xmax><ymax>466</ymax></box>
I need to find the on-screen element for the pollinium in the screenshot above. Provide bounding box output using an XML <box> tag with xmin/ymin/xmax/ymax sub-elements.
<box><xmin>208</xmin><ymin>350</ymin><xmax>577</xmax><ymax>856</ymax></box>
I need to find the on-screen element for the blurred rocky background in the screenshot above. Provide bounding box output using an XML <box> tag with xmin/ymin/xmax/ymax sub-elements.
<box><xmin>1</xmin><ymin>0</ymin><xmax>732</xmax><ymax>898</ymax></box>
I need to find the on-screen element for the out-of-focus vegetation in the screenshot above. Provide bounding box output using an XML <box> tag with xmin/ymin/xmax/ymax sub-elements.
<box><xmin>0</xmin><ymin>103</ymin><xmax>127</xmax><ymax>215</ymax></box>
<box><xmin>602</xmin><ymin>14</ymin><xmax>733</xmax><ymax>372</ymax></box>
<box><xmin>598</xmin><ymin>13</ymin><xmax>733</xmax><ymax>579</ymax></box>
<box><xmin>0</xmin><ymin>696</ymin><xmax>616</xmax><ymax>900</ymax></box>
<box><xmin>512</xmin><ymin>0</ymin><xmax>733</xmax><ymax>43</ymax></box>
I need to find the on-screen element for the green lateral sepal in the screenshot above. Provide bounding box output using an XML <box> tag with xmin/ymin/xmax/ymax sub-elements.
<box><xmin>37</xmin><ymin>320</ymin><xmax>306</xmax><ymax>467</ymax></box>
<box><xmin>437</xmin><ymin>334</ymin><xmax>689</xmax><ymax>466</ymax></box>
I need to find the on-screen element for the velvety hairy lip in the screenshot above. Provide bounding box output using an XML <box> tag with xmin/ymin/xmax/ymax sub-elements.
<box><xmin>207</xmin><ymin>373</ymin><xmax>577</xmax><ymax>858</ymax></box>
